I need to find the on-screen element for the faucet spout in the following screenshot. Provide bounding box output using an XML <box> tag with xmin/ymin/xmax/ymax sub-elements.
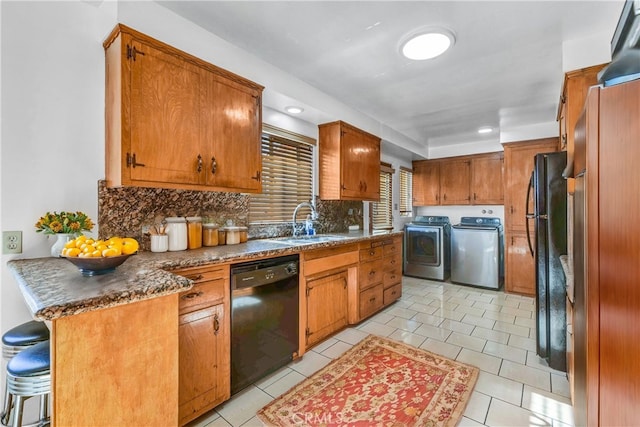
<box><xmin>292</xmin><ymin>202</ymin><xmax>318</xmax><ymax>237</ymax></box>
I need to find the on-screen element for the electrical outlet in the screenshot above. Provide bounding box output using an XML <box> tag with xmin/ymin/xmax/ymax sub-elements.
<box><xmin>3</xmin><ymin>231</ymin><xmax>23</xmax><ymax>254</ymax></box>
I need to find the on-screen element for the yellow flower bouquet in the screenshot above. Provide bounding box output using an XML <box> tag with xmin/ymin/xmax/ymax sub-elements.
<box><xmin>35</xmin><ymin>211</ymin><xmax>94</xmax><ymax>235</ymax></box>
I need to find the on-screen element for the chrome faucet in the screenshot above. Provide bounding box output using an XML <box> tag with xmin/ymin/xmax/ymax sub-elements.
<box><xmin>292</xmin><ymin>201</ymin><xmax>318</xmax><ymax>237</ymax></box>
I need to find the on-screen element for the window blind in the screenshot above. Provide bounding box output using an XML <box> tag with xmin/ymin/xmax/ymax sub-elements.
<box><xmin>372</xmin><ymin>166</ymin><xmax>393</xmax><ymax>230</ymax></box>
<box><xmin>399</xmin><ymin>166</ymin><xmax>413</xmax><ymax>216</ymax></box>
<box><xmin>249</xmin><ymin>129</ymin><xmax>314</xmax><ymax>224</ymax></box>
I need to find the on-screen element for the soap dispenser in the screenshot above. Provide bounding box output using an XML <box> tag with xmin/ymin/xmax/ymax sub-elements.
<box><xmin>305</xmin><ymin>215</ymin><xmax>315</xmax><ymax>236</ymax></box>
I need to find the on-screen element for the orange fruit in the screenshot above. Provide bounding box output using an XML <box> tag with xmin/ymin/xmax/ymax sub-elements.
<box><xmin>102</xmin><ymin>248</ymin><xmax>119</xmax><ymax>257</ymax></box>
<box><xmin>66</xmin><ymin>248</ymin><xmax>81</xmax><ymax>257</ymax></box>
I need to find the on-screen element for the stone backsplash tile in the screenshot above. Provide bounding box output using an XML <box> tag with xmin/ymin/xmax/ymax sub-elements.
<box><xmin>98</xmin><ymin>181</ymin><xmax>363</xmax><ymax>250</ymax></box>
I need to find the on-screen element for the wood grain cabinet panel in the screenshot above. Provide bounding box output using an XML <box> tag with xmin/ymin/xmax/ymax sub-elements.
<box><xmin>104</xmin><ymin>24</ymin><xmax>263</xmax><ymax>193</ymax></box>
<box><xmin>440</xmin><ymin>159</ymin><xmax>471</xmax><ymax>205</ymax></box>
<box><xmin>412</xmin><ymin>152</ymin><xmax>503</xmax><ymax>206</ymax></box>
<box><xmin>319</xmin><ymin>121</ymin><xmax>381</xmax><ymax>201</ymax></box>
<box><xmin>471</xmin><ymin>153</ymin><xmax>504</xmax><ymax>204</ymax></box>
<box><xmin>305</xmin><ymin>271</ymin><xmax>349</xmax><ymax>347</ymax></box>
<box><xmin>503</xmin><ymin>138</ymin><xmax>558</xmax><ymax>296</ymax></box>
<box><xmin>412</xmin><ymin>161</ymin><xmax>440</xmax><ymax>206</ymax></box>
<box><xmin>359</xmin><ymin>284</ymin><xmax>384</xmax><ymax>320</ymax></box>
<box><xmin>173</xmin><ymin>264</ymin><xmax>230</xmax><ymax>426</ymax></box>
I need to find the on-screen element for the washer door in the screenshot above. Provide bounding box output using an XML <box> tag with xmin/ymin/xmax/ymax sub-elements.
<box><xmin>405</xmin><ymin>226</ymin><xmax>442</xmax><ymax>266</ymax></box>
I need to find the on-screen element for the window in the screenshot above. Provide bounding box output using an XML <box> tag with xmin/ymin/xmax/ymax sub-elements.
<box><xmin>399</xmin><ymin>166</ymin><xmax>413</xmax><ymax>217</ymax></box>
<box><xmin>249</xmin><ymin>124</ymin><xmax>315</xmax><ymax>224</ymax></box>
<box><xmin>372</xmin><ymin>163</ymin><xmax>394</xmax><ymax>230</ymax></box>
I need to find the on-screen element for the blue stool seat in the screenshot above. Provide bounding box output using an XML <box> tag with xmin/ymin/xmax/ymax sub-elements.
<box><xmin>7</xmin><ymin>341</ymin><xmax>50</xmax><ymax>377</ymax></box>
<box><xmin>2</xmin><ymin>321</ymin><xmax>49</xmax><ymax>360</ymax></box>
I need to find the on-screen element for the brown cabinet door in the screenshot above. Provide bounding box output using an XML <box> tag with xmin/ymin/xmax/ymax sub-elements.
<box><xmin>440</xmin><ymin>159</ymin><xmax>471</xmax><ymax>205</ymax></box>
<box><xmin>203</xmin><ymin>75</ymin><xmax>262</xmax><ymax>192</ymax></box>
<box><xmin>471</xmin><ymin>154</ymin><xmax>504</xmax><ymax>204</ymax></box>
<box><xmin>178</xmin><ymin>303</ymin><xmax>227</xmax><ymax>425</ymax></box>
<box><xmin>504</xmin><ymin>140</ymin><xmax>558</xmax><ymax>232</ymax></box>
<box><xmin>413</xmin><ymin>161</ymin><xmax>440</xmax><ymax>206</ymax></box>
<box><xmin>129</xmin><ymin>40</ymin><xmax>203</xmax><ymax>186</ymax></box>
<box><xmin>505</xmin><ymin>231</ymin><xmax>535</xmax><ymax>295</ymax></box>
<box><xmin>341</xmin><ymin>128</ymin><xmax>380</xmax><ymax>200</ymax></box>
<box><xmin>306</xmin><ymin>271</ymin><xmax>348</xmax><ymax>347</ymax></box>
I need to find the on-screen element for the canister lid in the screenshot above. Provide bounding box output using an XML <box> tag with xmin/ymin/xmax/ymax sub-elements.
<box><xmin>203</xmin><ymin>223</ymin><xmax>219</xmax><ymax>229</ymax></box>
<box><xmin>186</xmin><ymin>216</ymin><xmax>202</xmax><ymax>222</ymax></box>
<box><xmin>222</xmin><ymin>226</ymin><xmax>243</xmax><ymax>231</ymax></box>
<box><xmin>165</xmin><ymin>217</ymin><xmax>186</xmax><ymax>223</ymax></box>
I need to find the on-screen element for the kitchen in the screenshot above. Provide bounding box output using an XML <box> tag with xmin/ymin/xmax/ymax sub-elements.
<box><xmin>1</xmin><ymin>1</ymin><xmax>638</xmax><ymax>426</ymax></box>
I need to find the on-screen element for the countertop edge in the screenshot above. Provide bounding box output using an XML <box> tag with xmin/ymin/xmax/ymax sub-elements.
<box><xmin>8</xmin><ymin>231</ymin><xmax>403</xmax><ymax>321</ymax></box>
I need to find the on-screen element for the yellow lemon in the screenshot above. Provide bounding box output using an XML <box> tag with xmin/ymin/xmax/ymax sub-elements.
<box><xmin>107</xmin><ymin>237</ymin><xmax>122</xmax><ymax>247</ymax></box>
<box><xmin>64</xmin><ymin>240</ymin><xmax>76</xmax><ymax>249</ymax></box>
<box><xmin>90</xmin><ymin>250</ymin><xmax>102</xmax><ymax>258</ymax></box>
<box><xmin>102</xmin><ymin>247</ymin><xmax>119</xmax><ymax>257</ymax></box>
<box><xmin>66</xmin><ymin>248</ymin><xmax>81</xmax><ymax>257</ymax></box>
<box><xmin>96</xmin><ymin>244</ymin><xmax>108</xmax><ymax>253</ymax></box>
<box><xmin>107</xmin><ymin>245</ymin><xmax>122</xmax><ymax>256</ymax></box>
<box><xmin>121</xmin><ymin>238</ymin><xmax>139</xmax><ymax>255</ymax></box>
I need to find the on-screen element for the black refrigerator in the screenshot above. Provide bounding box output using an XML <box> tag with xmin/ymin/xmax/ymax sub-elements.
<box><xmin>526</xmin><ymin>151</ymin><xmax>567</xmax><ymax>372</ymax></box>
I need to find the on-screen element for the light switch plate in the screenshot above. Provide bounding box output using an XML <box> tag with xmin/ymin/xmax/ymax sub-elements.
<box><xmin>3</xmin><ymin>231</ymin><xmax>22</xmax><ymax>254</ymax></box>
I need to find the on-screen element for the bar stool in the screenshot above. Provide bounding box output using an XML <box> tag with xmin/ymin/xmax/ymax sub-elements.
<box><xmin>1</xmin><ymin>322</ymin><xmax>50</xmax><ymax>426</ymax></box>
<box><xmin>4</xmin><ymin>340</ymin><xmax>50</xmax><ymax>427</ymax></box>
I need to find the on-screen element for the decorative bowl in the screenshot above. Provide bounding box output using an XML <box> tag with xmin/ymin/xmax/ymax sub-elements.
<box><xmin>61</xmin><ymin>254</ymin><xmax>135</xmax><ymax>276</ymax></box>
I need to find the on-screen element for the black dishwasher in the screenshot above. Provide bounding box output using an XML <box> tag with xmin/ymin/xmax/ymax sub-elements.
<box><xmin>230</xmin><ymin>254</ymin><xmax>299</xmax><ymax>395</ymax></box>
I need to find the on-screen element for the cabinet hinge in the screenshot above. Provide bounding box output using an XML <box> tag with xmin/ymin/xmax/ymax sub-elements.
<box><xmin>305</xmin><ymin>327</ymin><xmax>310</xmax><ymax>337</ymax></box>
<box><xmin>306</xmin><ymin>287</ymin><xmax>311</xmax><ymax>297</ymax></box>
<box><xmin>126</xmin><ymin>44</ymin><xmax>145</xmax><ymax>61</ymax></box>
<box><xmin>253</xmin><ymin>95</ymin><xmax>260</xmax><ymax>107</ymax></box>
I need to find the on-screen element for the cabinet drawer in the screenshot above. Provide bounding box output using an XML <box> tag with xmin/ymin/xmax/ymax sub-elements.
<box><xmin>383</xmin><ymin>239</ymin><xmax>401</xmax><ymax>256</ymax></box>
<box><xmin>383</xmin><ymin>254</ymin><xmax>402</xmax><ymax>271</ymax></box>
<box><xmin>179</xmin><ymin>279</ymin><xmax>225</xmax><ymax>314</ymax></box>
<box><xmin>383</xmin><ymin>270</ymin><xmax>402</xmax><ymax>288</ymax></box>
<box><xmin>383</xmin><ymin>283</ymin><xmax>402</xmax><ymax>305</ymax></box>
<box><xmin>359</xmin><ymin>259</ymin><xmax>383</xmax><ymax>290</ymax></box>
<box><xmin>174</xmin><ymin>265</ymin><xmax>226</xmax><ymax>284</ymax></box>
<box><xmin>359</xmin><ymin>246</ymin><xmax>383</xmax><ymax>262</ymax></box>
<box><xmin>359</xmin><ymin>284</ymin><xmax>384</xmax><ymax>319</ymax></box>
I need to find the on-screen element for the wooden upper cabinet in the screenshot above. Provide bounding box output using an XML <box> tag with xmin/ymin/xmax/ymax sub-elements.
<box><xmin>319</xmin><ymin>121</ymin><xmax>381</xmax><ymax>201</ymax></box>
<box><xmin>202</xmin><ymin>75</ymin><xmax>262</xmax><ymax>192</ymax></box>
<box><xmin>412</xmin><ymin>161</ymin><xmax>440</xmax><ymax>206</ymax></box>
<box><xmin>557</xmin><ymin>63</ymin><xmax>607</xmax><ymax>172</ymax></box>
<box><xmin>104</xmin><ymin>24</ymin><xmax>264</xmax><ymax>193</ymax></box>
<box><xmin>471</xmin><ymin>152</ymin><xmax>504</xmax><ymax>204</ymax></box>
<box><xmin>440</xmin><ymin>159</ymin><xmax>471</xmax><ymax>205</ymax></box>
<box><xmin>503</xmin><ymin>139</ymin><xmax>558</xmax><ymax>232</ymax></box>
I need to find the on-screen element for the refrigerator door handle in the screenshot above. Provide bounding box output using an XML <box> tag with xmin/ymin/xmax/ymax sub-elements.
<box><xmin>525</xmin><ymin>171</ymin><xmax>535</xmax><ymax>257</ymax></box>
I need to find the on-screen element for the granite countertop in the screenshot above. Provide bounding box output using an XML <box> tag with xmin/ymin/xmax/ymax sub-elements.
<box><xmin>8</xmin><ymin>231</ymin><xmax>402</xmax><ymax>321</ymax></box>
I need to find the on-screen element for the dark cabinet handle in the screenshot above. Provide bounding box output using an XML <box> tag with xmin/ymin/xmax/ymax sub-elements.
<box><xmin>213</xmin><ymin>313</ymin><xmax>220</xmax><ymax>335</ymax></box>
<box><xmin>369</xmin><ymin>270</ymin><xmax>376</xmax><ymax>276</ymax></box>
<box><xmin>186</xmin><ymin>274</ymin><xmax>204</xmax><ymax>281</ymax></box>
<box><xmin>181</xmin><ymin>291</ymin><xmax>204</xmax><ymax>300</ymax></box>
<box><xmin>197</xmin><ymin>155</ymin><xmax>203</xmax><ymax>173</ymax></box>
<box><xmin>251</xmin><ymin>171</ymin><xmax>261</xmax><ymax>181</ymax></box>
<box><xmin>126</xmin><ymin>153</ymin><xmax>146</xmax><ymax>168</ymax></box>
<box><xmin>211</xmin><ymin>156</ymin><xmax>218</xmax><ymax>174</ymax></box>
<box><xmin>369</xmin><ymin>250</ymin><xmax>375</xmax><ymax>256</ymax></box>
<box><xmin>369</xmin><ymin>297</ymin><xmax>376</xmax><ymax>302</ymax></box>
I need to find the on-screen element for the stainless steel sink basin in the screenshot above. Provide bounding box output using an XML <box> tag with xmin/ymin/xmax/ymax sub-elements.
<box><xmin>267</xmin><ymin>234</ymin><xmax>352</xmax><ymax>245</ymax></box>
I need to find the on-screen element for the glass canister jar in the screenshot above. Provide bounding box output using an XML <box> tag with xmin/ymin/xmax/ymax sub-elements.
<box><xmin>202</xmin><ymin>223</ymin><xmax>219</xmax><ymax>247</ymax></box>
<box><xmin>186</xmin><ymin>216</ymin><xmax>202</xmax><ymax>250</ymax></box>
<box><xmin>165</xmin><ymin>217</ymin><xmax>187</xmax><ymax>251</ymax></box>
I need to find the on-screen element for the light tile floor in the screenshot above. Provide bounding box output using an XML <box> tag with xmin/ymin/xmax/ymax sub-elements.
<box><xmin>187</xmin><ymin>276</ymin><xmax>573</xmax><ymax>427</ymax></box>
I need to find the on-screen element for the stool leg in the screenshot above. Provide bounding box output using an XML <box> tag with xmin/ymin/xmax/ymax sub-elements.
<box><xmin>10</xmin><ymin>396</ymin><xmax>22</xmax><ymax>427</ymax></box>
<box><xmin>1</xmin><ymin>385</ymin><xmax>13</xmax><ymax>426</ymax></box>
<box><xmin>38</xmin><ymin>394</ymin><xmax>48</xmax><ymax>425</ymax></box>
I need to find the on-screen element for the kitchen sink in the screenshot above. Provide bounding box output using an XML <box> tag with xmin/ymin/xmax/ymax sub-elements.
<box><xmin>267</xmin><ymin>234</ymin><xmax>352</xmax><ymax>245</ymax></box>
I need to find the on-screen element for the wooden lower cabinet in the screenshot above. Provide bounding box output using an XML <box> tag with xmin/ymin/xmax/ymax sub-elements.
<box><xmin>359</xmin><ymin>284</ymin><xmax>384</xmax><ymax>319</ymax></box>
<box><xmin>306</xmin><ymin>270</ymin><xmax>349</xmax><ymax>347</ymax></box>
<box><xmin>505</xmin><ymin>231</ymin><xmax>535</xmax><ymax>295</ymax></box>
<box><xmin>179</xmin><ymin>304</ymin><xmax>226</xmax><ymax>425</ymax></box>
<box><xmin>174</xmin><ymin>265</ymin><xmax>230</xmax><ymax>426</ymax></box>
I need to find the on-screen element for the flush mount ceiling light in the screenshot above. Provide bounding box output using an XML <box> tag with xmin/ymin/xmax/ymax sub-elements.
<box><xmin>478</xmin><ymin>126</ymin><xmax>493</xmax><ymax>134</ymax></box>
<box><xmin>285</xmin><ymin>106</ymin><xmax>304</xmax><ymax>114</ymax></box>
<box><xmin>400</xmin><ymin>28</ymin><xmax>455</xmax><ymax>60</ymax></box>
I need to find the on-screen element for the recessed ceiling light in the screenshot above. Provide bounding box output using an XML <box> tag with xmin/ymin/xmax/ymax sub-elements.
<box><xmin>478</xmin><ymin>126</ymin><xmax>493</xmax><ymax>134</ymax></box>
<box><xmin>285</xmin><ymin>106</ymin><xmax>304</xmax><ymax>114</ymax></box>
<box><xmin>401</xmin><ymin>28</ymin><xmax>455</xmax><ymax>60</ymax></box>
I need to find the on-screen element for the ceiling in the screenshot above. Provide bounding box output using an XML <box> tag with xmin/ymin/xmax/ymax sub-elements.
<box><xmin>157</xmin><ymin>1</ymin><xmax>623</xmax><ymax>155</ymax></box>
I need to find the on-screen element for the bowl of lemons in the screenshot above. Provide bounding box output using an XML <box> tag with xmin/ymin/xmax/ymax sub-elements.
<box><xmin>61</xmin><ymin>236</ymin><xmax>139</xmax><ymax>276</ymax></box>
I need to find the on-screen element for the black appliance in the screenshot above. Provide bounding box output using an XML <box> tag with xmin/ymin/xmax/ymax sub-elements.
<box><xmin>598</xmin><ymin>0</ymin><xmax>640</xmax><ymax>86</ymax></box>
<box><xmin>230</xmin><ymin>255</ymin><xmax>299</xmax><ymax>395</ymax></box>
<box><xmin>526</xmin><ymin>151</ymin><xmax>567</xmax><ymax>372</ymax></box>
<box><xmin>403</xmin><ymin>216</ymin><xmax>451</xmax><ymax>281</ymax></box>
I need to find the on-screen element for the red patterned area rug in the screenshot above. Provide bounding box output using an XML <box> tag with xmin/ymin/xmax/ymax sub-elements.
<box><xmin>257</xmin><ymin>334</ymin><xmax>479</xmax><ymax>426</ymax></box>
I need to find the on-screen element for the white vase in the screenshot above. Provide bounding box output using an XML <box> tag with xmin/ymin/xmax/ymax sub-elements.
<box><xmin>51</xmin><ymin>233</ymin><xmax>74</xmax><ymax>257</ymax></box>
